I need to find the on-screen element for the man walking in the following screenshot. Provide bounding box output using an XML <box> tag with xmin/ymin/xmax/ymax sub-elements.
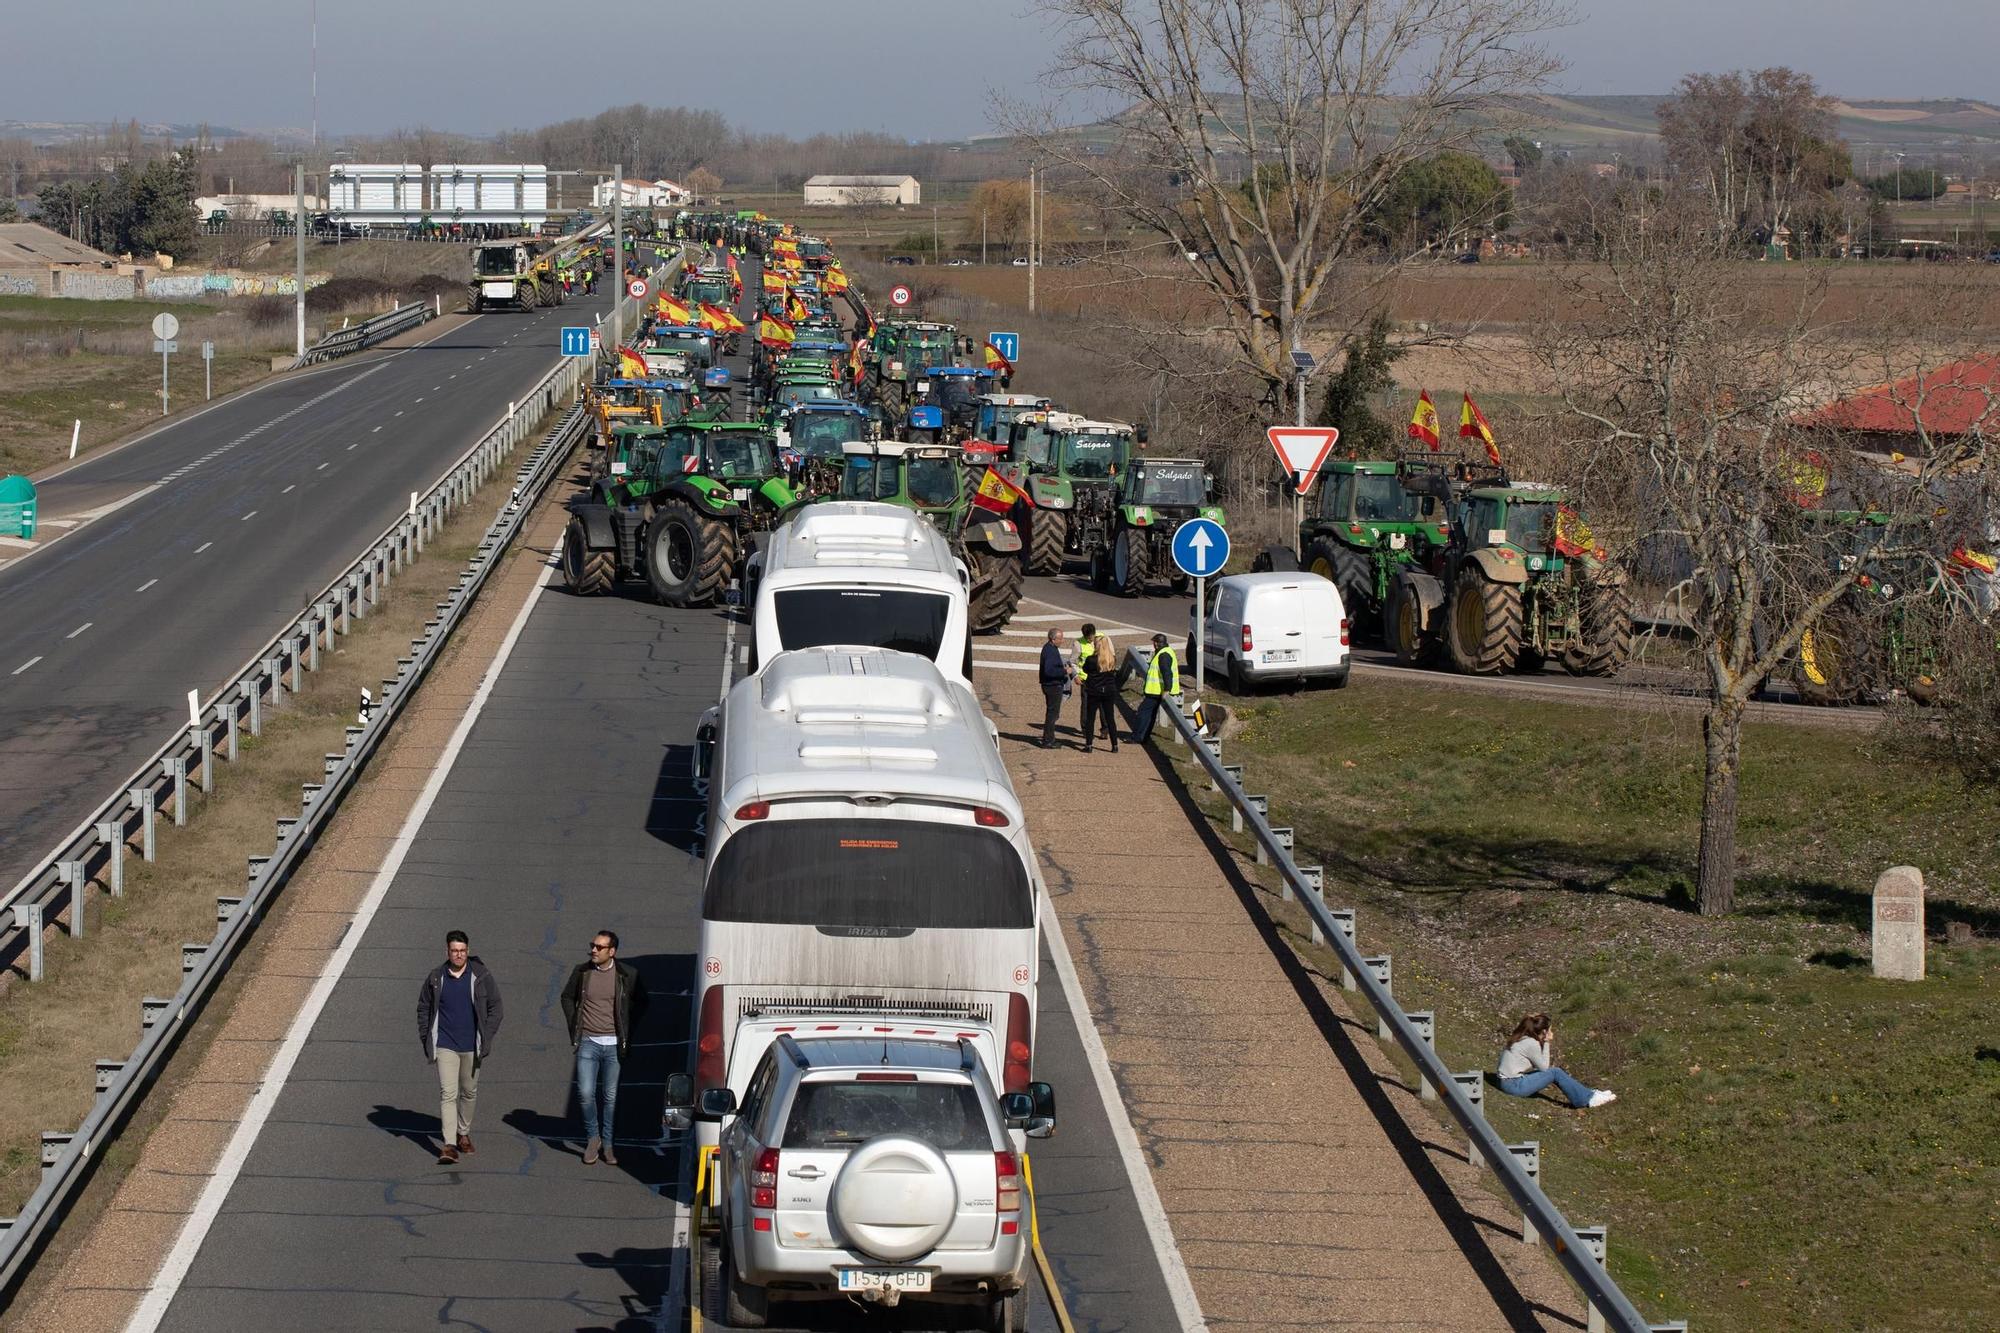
<box><xmin>417</xmin><ymin>930</ymin><xmax>502</xmax><ymax>1165</ymax></box>
<box><xmin>1038</xmin><ymin>628</ymin><xmax>1071</xmax><ymax>749</ymax></box>
<box><xmin>561</xmin><ymin>930</ymin><xmax>650</xmax><ymax>1166</ymax></box>
<box><xmin>1131</xmin><ymin>633</ymin><xmax>1180</xmax><ymax>744</ymax></box>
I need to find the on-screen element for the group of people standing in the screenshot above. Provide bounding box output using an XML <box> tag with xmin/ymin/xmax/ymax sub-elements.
<box><xmin>416</xmin><ymin>928</ymin><xmax>648</xmax><ymax>1167</ymax></box>
<box><xmin>1036</xmin><ymin>625</ymin><xmax>1181</xmax><ymax>750</ymax></box>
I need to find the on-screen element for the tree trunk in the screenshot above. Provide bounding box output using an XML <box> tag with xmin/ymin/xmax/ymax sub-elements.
<box><xmin>1696</xmin><ymin>695</ymin><xmax>1747</xmax><ymax>915</ymax></box>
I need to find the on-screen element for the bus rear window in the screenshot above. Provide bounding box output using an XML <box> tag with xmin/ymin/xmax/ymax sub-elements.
<box><xmin>774</xmin><ymin>589</ymin><xmax>950</xmax><ymax>660</ymax></box>
<box><xmin>706</xmin><ymin>820</ymin><xmax>1032</xmax><ymax>929</ymax></box>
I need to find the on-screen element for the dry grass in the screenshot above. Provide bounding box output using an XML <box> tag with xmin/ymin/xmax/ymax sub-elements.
<box><xmin>0</xmin><ymin>427</ymin><xmax>555</xmax><ymax>1215</ymax></box>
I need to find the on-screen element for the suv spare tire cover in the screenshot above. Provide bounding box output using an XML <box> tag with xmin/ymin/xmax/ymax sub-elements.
<box><xmin>830</xmin><ymin>1135</ymin><xmax>959</xmax><ymax>1262</ymax></box>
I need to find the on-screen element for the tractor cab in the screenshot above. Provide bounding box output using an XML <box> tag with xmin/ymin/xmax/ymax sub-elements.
<box><xmin>840</xmin><ymin>440</ymin><xmax>965</xmax><ymax>517</ymax></box>
<box><xmin>875</xmin><ymin>321</ymin><xmax>966</xmax><ymax>384</ymax></box>
<box><xmin>592</xmin><ymin>377</ymin><xmax>689</xmax><ymax>438</ymax></box>
<box><xmin>473</xmin><ymin>243</ymin><xmax>532</xmax><ymax>277</ymax></box>
<box><xmin>1459</xmin><ymin>485</ymin><xmax>1572</xmax><ymax>572</ymax></box>
<box><xmin>682</xmin><ymin>271</ymin><xmax>735</xmax><ymax>307</ymax></box>
<box><xmin>643</xmin><ymin>324</ymin><xmax>717</xmax><ymax>378</ymax></box>
<box><xmin>913</xmin><ymin>366</ymin><xmax>995</xmax><ymax>433</ymax></box>
<box><xmin>973</xmin><ymin>393</ymin><xmax>1054</xmax><ymax>446</ymax></box>
<box><xmin>1124</xmin><ymin>457</ymin><xmax>1212</xmax><ymax>512</ymax></box>
<box><xmin>650</xmin><ymin>422</ymin><xmax>783</xmax><ymax>490</ymax></box>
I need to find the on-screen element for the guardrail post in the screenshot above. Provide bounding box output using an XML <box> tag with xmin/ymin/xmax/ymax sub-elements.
<box><xmin>242</xmin><ymin>681</ymin><xmax>261</xmax><ymax>738</ymax></box>
<box><xmin>11</xmin><ymin>904</ymin><xmax>44</xmax><ymax>981</ymax></box>
<box><xmin>1574</xmin><ymin>1225</ymin><xmax>1609</xmax><ymax>1333</ymax></box>
<box><xmin>57</xmin><ymin>861</ymin><xmax>86</xmax><ymax>936</ymax></box>
<box><xmin>301</xmin><ymin>782</ymin><xmax>322</xmax><ymax>815</ymax></box>
<box><xmin>304</xmin><ymin>619</ymin><xmax>321</xmax><ymax>673</ymax></box>
<box><xmin>191</xmin><ymin>713</ymin><xmax>210</xmax><ymax>794</ymax></box>
<box><xmin>265</xmin><ymin>656</ymin><xmax>284</xmax><ymax>707</ymax></box>
<box><xmin>131</xmin><ymin>786</ymin><xmax>155</xmax><ymax>861</ymax></box>
<box><xmin>97</xmin><ymin>821</ymin><xmax>124</xmax><ymax>898</ymax></box>
<box><xmin>181</xmin><ymin>942</ymin><xmax>208</xmax><ymax>974</ymax></box>
<box><xmin>1200</xmin><ymin>735</ymin><xmax>1221</xmax><ymax>767</ymax></box>
<box><xmin>1450</xmin><ymin>1072</ymin><xmax>1487</xmax><ymax>1168</ymax></box>
<box><xmin>1507</xmin><ymin>1142</ymin><xmax>1542</xmax><ymax>1244</ymax></box>
<box><xmin>141</xmin><ymin>997</ymin><xmax>171</xmax><ymax>1029</ymax></box>
<box><xmin>40</xmin><ymin>1133</ymin><xmax>72</xmax><ymax>1181</ymax></box>
<box><xmin>289</xmin><ymin>636</ymin><xmax>304</xmax><ymax>692</ymax></box>
<box><xmin>1408</xmin><ymin>1011</ymin><xmax>1438</xmax><ymax>1099</ymax></box>
<box><xmin>1365</xmin><ymin>956</ymin><xmax>1392</xmax><ymax>1038</ymax></box>
<box><xmin>1298</xmin><ymin>864</ymin><xmax>1324</xmax><ymax>937</ymax></box>
<box><xmin>219</xmin><ymin>698</ymin><xmax>238</xmax><ymax>763</ymax></box>
<box><xmin>217</xmin><ymin>896</ymin><xmax>242</xmax><ymax>923</ymax></box>
<box><xmin>95</xmin><ymin>1060</ymin><xmax>124</xmax><ymax>1093</ymax></box>
<box><xmin>165</xmin><ymin>756</ymin><xmax>188</xmax><ymax>827</ymax></box>
<box><xmin>1263</xmin><ymin>825</ymin><xmax>1293</xmax><ymax>869</ymax></box>
<box><xmin>1330</xmin><ymin>909</ymin><xmax>1357</xmax><ymax>988</ymax></box>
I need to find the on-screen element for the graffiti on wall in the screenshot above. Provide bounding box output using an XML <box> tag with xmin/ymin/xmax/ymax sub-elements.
<box><xmin>57</xmin><ymin>273</ymin><xmax>137</xmax><ymax>301</ymax></box>
<box><xmin>0</xmin><ymin>276</ymin><xmax>36</xmax><ymax>296</ymax></box>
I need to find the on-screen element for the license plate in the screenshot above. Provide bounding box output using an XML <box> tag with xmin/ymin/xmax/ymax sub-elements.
<box><xmin>731</xmin><ymin>487</ymin><xmax>752</xmax><ymax>502</ymax></box>
<box><xmin>1263</xmin><ymin>649</ymin><xmax>1299</xmax><ymax>663</ymax></box>
<box><xmin>837</xmin><ymin>1268</ymin><xmax>932</xmax><ymax>1293</ymax></box>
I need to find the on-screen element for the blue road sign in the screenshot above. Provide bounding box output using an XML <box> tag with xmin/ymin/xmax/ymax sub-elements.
<box><xmin>560</xmin><ymin>326</ymin><xmax>592</xmax><ymax>357</ymax></box>
<box><xmin>988</xmin><ymin>331</ymin><xmax>1019</xmax><ymax>363</ymax></box>
<box><xmin>1172</xmin><ymin>517</ymin><xmax>1229</xmax><ymax>579</ymax></box>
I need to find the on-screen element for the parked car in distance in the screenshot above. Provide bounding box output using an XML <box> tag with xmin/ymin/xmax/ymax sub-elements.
<box><xmin>886</xmin><ymin>254</ymin><xmax>917</xmax><ymax>266</ymax></box>
<box><xmin>685</xmin><ymin>1033</ymin><xmax>1053</xmax><ymax>1330</ymax></box>
<box><xmin>1188</xmin><ymin>570</ymin><xmax>1351</xmax><ymax>693</ymax></box>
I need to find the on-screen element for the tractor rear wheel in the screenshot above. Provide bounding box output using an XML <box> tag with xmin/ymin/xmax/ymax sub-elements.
<box><xmin>561</xmin><ymin>516</ymin><xmax>613</xmax><ymax>596</ymax></box>
<box><xmin>968</xmin><ymin>545</ymin><xmax>1024</xmax><ymax>633</ymax></box>
<box><xmin>1026</xmin><ymin>508</ymin><xmax>1069</xmax><ymax>575</ymax></box>
<box><xmin>1088</xmin><ymin>549</ymin><xmax>1110</xmax><ymax>592</ymax></box>
<box><xmin>1561</xmin><ymin>573</ymin><xmax>1634</xmax><ymax>678</ymax></box>
<box><xmin>1114</xmin><ymin>526</ymin><xmax>1150</xmax><ymax>597</ymax></box>
<box><xmin>1387</xmin><ymin>577</ymin><xmax>1436</xmax><ymax>666</ymax></box>
<box><xmin>1324</xmin><ymin>542</ymin><xmax>1375</xmax><ymax>628</ymax></box>
<box><xmin>645</xmin><ymin>498</ymin><xmax>734</xmax><ymax>607</ymax></box>
<box><xmin>1447</xmin><ymin>572</ymin><xmax>1522</xmax><ymax>675</ymax></box>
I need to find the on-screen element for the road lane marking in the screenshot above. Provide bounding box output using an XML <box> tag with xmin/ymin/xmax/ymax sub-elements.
<box><xmin>135</xmin><ymin>578</ymin><xmax>158</xmax><ymax>592</ymax></box>
<box><xmin>317</xmin><ymin>462</ymin><xmax>329</xmax><ymax>470</ymax></box>
<box><xmin>194</xmin><ymin>541</ymin><xmax>212</xmax><ymax>553</ymax></box>
<box><xmin>124</xmin><ymin>548</ymin><xmax>562</xmax><ymax>1333</ymax></box>
<box><xmin>349</xmin><ymin>443</ymin><xmax>361</xmax><ymax>450</ymax></box>
<box><xmin>414</xmin><ymin>398</ymin><xmax>423</xmax><ymax>404</ymax></box>
<box><xmin>13</xmin><ymin>657</ymin><xmax>41</xmax><ymax>675</ymax></box>
<box><xmin>372</xmin><ymin>426</ymin><xmax>382</xmax><ymax>432</ymax></box>
<box><xmin>240</xmin><ymin>511</ymin><xmax>257</xmax><ymax>521</ymax></box>
<box><xmin>67</xmin><ymin>623</ymin><xmax>92</xmax><ymax>639</ymax></box>
<box><xmin>394</xmin><ymin>410</ymin><xmax>403</xmax><ymax>417</ymax></box>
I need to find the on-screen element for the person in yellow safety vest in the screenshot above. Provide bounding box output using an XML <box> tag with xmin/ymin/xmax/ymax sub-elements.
<box><xmin>1131</xmin><ymin>632</ymin><xmax>1178</xmax><ymax>743</ymax></box>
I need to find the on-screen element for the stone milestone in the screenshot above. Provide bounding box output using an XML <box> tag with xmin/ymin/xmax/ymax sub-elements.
<box><xmin>1871</xmin><ymin>865</ymin><xmax>1926</xmax><ymax>981</ymax></box>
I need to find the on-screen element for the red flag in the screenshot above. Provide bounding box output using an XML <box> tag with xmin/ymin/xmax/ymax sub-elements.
<box><xmin>1459</xmin><ymin>392</ymin><xmax>1500</xmax><ymax>465</ymax></box>
<box><xmin>1408</xmin><ymin>390</ymin><xmax>1441</xmax><ymax>450</ymax></box>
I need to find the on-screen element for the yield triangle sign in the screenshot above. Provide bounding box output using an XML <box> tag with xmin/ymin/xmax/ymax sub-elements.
<box><xmin>1267</xmin><ymin>426</ymin><xmax>1341</xmax><ymax>495</ymax></box>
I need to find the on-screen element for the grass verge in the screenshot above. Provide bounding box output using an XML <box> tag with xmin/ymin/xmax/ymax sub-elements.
<box><xmin>1152</xmin><ymin>676</ymin><xmax>1999</xmax><ymax>1331</ymax></box>
<box><xmin>0</xmin><ymin>410</ymin><xmax>569</xmax><ymax>1218</ymax></box>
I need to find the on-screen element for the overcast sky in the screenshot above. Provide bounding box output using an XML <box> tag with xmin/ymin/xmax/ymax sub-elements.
<box><xmin>3</xmin><ymin>0</ymin><xmax>1992</xmax><ymax>140</ymax></box>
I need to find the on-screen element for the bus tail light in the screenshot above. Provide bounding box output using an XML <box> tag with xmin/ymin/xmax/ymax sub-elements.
<box><xmin>695</xmin><ymin>985</ymin><xmax>725</xmax><ymax>1092</ymax></box>
<box><xmin>1005</xmin><ymin>992</ymin><xmax>1031</xmax><ymax>1093</ymax></box>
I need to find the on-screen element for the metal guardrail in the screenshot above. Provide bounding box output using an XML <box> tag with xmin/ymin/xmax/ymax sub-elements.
<box><xmin>0</xmin><ymin>374</ymin><xmax>595</xmax><ymax>1298</ymax></box>
<box><xmin>299</xmin><ymin>301</ymin><xmax>436</xmax><ymax>365</ymax></box>
<box><xmin>1133</xmin><ymin>651</ymin><xmax>1684</xmax><ymax>1333</ymax></box>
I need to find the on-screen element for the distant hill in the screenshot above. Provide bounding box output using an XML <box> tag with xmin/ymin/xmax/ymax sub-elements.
<box><xmin>1510</xmin><ymin>94</ymin><xmax>2000</xmax><ymax>154</ymax></box>
<box><xmin>0</xmin><ymin>120</ymin><xmax>257</xmax><ymax>144</ymax></box>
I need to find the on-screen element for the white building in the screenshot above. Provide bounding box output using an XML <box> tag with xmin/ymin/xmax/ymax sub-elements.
<box><xmin>592</xmin><ymin>177</ymin><xmax>692</xmax><ymax>209</ymax></box>
<box><xmin>802</xmin><ymin>174</ymin><xmax>921</xmax><ymax>206</ymax></box>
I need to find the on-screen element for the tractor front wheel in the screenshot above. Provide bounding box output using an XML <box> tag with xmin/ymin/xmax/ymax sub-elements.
<box><xmin>1113</xmin><ymin>526</ymin><xmax>1150</xmax><ymax>597</ymax></box>
<box><xmin>1387</xmin><ymin>577</ymin><xmax>1436</xmax><ymax>667</ymax></box>
<box><xmin>1026</xmin><ymin>508</ymin><xmax>1069</xmax><ymax>576</ymax></box>
<box><xmin>1561</xmin><ymin>573</ymin><xmax>1635</xmax><ymax>678</ymax></box>
<box><xmin>1088</xmin><ymin>549</ymin><xmax>1110</xmax><ymax>592</ymax></box>
<box><xmin>1447</xmin><ymin>573</ymin><xmax>1522</xmax><ymax>675</ymax></box>
<box><xmin>561</xmin><ymin>516</ymin><xmax>614</xmax><ymax>596</ymax></box>
<box><xmin>645</xmin><ymin>498</ymin><xmax>735</xmax><ymax>607</ymax></box>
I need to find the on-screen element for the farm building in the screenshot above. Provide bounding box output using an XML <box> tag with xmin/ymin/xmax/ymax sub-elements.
<box><xmin>1793</xmin><ymin>355</ymin><xmax>2000</xmax><ymax>455</ymax></box>
<box><xmin>592</xmin><ymin>178</ymin><xmax>691</xmax><ymax>209</ymax></box>
<box><xmin>803</xmin><ymin>175</ymin><xmax>921</xmax><ymax>206</ymax></box>
<box><xmin>0</xmin><ymin>223</ymin><xmax>121</xmax><ymax>297</ymax></box>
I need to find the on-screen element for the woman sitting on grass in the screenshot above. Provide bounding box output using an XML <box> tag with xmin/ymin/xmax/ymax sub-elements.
<box><xmin>1496</xmin><ymin>1012</ymin><xmax>1616</xmax><ymax>1109</ymax></box>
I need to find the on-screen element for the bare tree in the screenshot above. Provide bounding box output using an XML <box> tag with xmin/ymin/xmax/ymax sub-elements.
<box><xmin>1541</xmin><ymin>189</ymin><xmax>1997</xmax><ymax>914</ymax></box>
<box><xmin>1013</xmin><ymin>0</ymin><xmax>1566</xmax><ymax>415</ymax></box>
<box><xmin>1657</xmin><ymin>68</ymin><xmax>1843</xmax><ymax>244</ymax></box>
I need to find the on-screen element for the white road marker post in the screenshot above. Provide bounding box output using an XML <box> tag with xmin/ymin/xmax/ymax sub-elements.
<box><xmin>69</xmin><ymin>419</ymin><xmax>81</xmax><ymax>460</ymax></box>
<box><xmin>187</xmin><ymin>689</ymin><xmax>207</xmax><ymax>792</ymax></box>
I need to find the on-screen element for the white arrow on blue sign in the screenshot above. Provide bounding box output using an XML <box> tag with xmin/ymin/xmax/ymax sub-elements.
<box><xmin>1171</xmin><ymin>517</ymin><xmax>1229</xmax><ymax>578</ymax></box>
<box><xmin>988</xmin><ymin>331</ymin><xmax>1020</xmax><ymax>363</ymax></box>
<box><xmin>560</xmin><ymin>326</ymin><xmax>593</xmax><ymax>357</ymax></box>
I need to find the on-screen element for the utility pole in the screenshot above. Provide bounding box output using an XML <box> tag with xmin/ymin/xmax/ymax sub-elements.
<box><xmin>1028</xmin><ymin>163</ymin><xmax>1037</xmax><ymax>314</ymax></box>
<box><xmin>981</xmin><ymin>209</ymin><xmax>987</xmax><ymax>266</ymax></box>
<box><xmin>294</xmin><ymin>162</ymin><xmax>306</xmax><ymax>359</ymax></box>
<box><xmin>611</xmin><ymin>162</ymin><xmax>624</xmax><ymax>355</ymax></box>
<box><xmin>932</xmin><ymin>205</ymin><xmax>939</xmax><ymax>263</ymax></box>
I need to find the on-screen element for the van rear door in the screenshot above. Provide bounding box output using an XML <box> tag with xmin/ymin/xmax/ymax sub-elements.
<box><xmin>1302</xmin><ymin>579</ymin><xmax>1348</xmax><ymax>669</ymax></box>
<box><xmin>1250</xmin><ymin>582</ymin><xmax>1310</xmax><ymax>670</ymax></box>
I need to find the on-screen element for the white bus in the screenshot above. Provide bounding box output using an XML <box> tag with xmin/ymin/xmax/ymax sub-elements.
<box><xmin>689</xmin><ymin>648</ymin><xmax>1039</xmax><ymax>1145</ymax></box>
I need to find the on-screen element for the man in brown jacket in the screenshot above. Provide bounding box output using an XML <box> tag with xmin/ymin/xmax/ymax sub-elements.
<box><xmin>560</xmin><ymin>930</ymin><xmax>649</xmax><ymax>1165</ymax></box>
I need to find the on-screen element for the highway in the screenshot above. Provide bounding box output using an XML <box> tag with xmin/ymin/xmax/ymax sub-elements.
<box><xmin>127</xmin><ymin>255</ymin><xmax>1185</xmax><ymax>1332</ymax></box>
<box><xmin>0</xmin><ymin>286</ymin><xmax>613</xmax><ymax>890</ymax></box>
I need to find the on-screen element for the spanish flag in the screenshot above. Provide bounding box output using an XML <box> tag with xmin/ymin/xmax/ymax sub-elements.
<box><xmin>982</xmin><ymin>340</ymin><xmax>1014</xmax><ymax>376</ymax></box>
<box><xmin>759</xmin><ymin>312</ymin><xmax>795</xmax><ymax>348</ymax></box>
<box><xmin>761</xmin><ymin>269</ymin><xmax>787</xmax><ymax>293</ymax></box>
<box><xmin>772</xmin><ymin>236</ymin><xmax>799</xmax><ymax>257</ymax></box>
<box><xmin>786</xmin><ymin>291</ymin><xmax>811</xmax><ymax>323</ymax></box>
<box><xmin>848</xmin><ymin>339</ymin><xmax>867</xmax><ymax>381</ymax></box>
<box><xmin>824</xmin><ymin>265</ymin><xmax>848</xmax><ymax>294</ymax></box>
<box><xmin>1950</xmin><ymin>546</ymin><xmax>1998</xmax><ymax>576</ymax></box>
<box><xmin>699</xmin><ymin>301</ymin><xmax>746</xmax><ymax>334</ymax></box>
<box><xmin>1407</xmin><ymin>390</ymin><xmax>1441</xmax><ymax>450</ymax></box>
<box><xmin>1552</xmin><ymin>506</ymin><xmax>1595</xmax><ymax>559</ymax></box>
<box><xmin>970</xmin><ymin>465</ymin><xmax>1025</xmax><ymax>514</ymax></box>
<box><xmin>1459</xmin><ymin>392</ymin><xmax>1499</xmax><ymax>465</ymax></box>
<box><xmin>655</xmin><ymin>294</ymin><xmax>692</xmax><ymax>324</ymax></box>
<box><xmin>617</xmin><ymin>345</ymin><xmax>647</xmax><ymax>378</ymax></box>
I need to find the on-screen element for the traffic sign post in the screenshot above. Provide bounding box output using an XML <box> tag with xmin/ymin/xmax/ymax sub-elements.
<box><xmin>889</xmin><ymin>284</ymin><xmax>912</xmax><ymax>308</ymax></box>
<box><xmin>152</xmin><ymin>314</ymin><xmax>179</xmax><ymax>417</ymax></box>
<box><xmin>560</xmin><ymin>326</ymin><xmax>593</xmax><ymax>357</ymax></box>
<box><xmin>627</xmin><ymin>278</ymin><xmax>648</xmax><ymax>301</ymax></box>
<box><xmin>988</xmin><ymin>331</ymin><xmax>1019</xmax><ymax>364</ymax></box>
<box><xmin>202</xmin><ymin>340</ymin><xmax>214</xmax><ymax>401</ymax></box>
<box><xmin>1172</xmin><ymin>517</ymin><xmax>1230</xmax><ymax>725</ymax></box>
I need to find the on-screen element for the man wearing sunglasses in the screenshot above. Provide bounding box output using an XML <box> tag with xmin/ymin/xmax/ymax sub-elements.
<box><xmin>560</xmin><ymin>931</ymin><xmax>650</xmax><ymax>1165</ymax></box>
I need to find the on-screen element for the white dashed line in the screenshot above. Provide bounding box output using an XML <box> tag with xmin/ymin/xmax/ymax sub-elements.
<box><xmin>373</xmin><ymin>426</ymin><xmax>382</xmax><ymax>432</ymax></box>
<box><xmin>66</xmin><ymin>622</ymin><xmax>92</xmax><ymax>639</ymax></box>
<box><xmin>136</xmin><ymin>578</ymin><xmax>159</xmax><ymax>592</ymax></box>
<box><xmin>13</xmin><ymin>657</ymin><xmax>41</xmax><ymax>675</ymax></box>
<box><xmin>194</xmin><ymin>541</ymin><xmax>213</xmax><ymax>554</ymax></box>
<box><xmin>241</xmin><ymin>510</ymin><xmax>258</xmax><ymax>521</ymax></box>
<box><xmin>349</xmin><ymin>442</ymin><xmax>360</xmax><ymax>450</ymax></box>
<box><xmin>317</xmin><ymin>462</ymin><xmax>330</xmax><ymax>470</ymax></box>
<box><xmin>394</xmin><ymin>410</ymin><xmax>403</xmax><ymax>417</ymax></box>
<box><xmin>413</xmin><ymin>398</ymin><xmax>423</xmax><ymax>404</ymax></box>
<box><xmin>282</xmin><ymin>484</ymin><xmax>296</xmax><ymax>494</ymax></box>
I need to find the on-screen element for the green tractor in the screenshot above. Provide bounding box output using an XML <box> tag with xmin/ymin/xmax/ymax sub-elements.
<box><xmin>561</xmin><ymin>421</ymin><xmax>798</xmax><ymax>606</ymax></box>
<box><xmin>1078</xmin><ymin>457</ymin><xmax>1223</xmax><ymax>597</ymax></box>
<box><xmin>1387</xmin><ymin>470</ymin><xmax>1632</xmax><ymax>677</ymax></box>
<box><xmin>836</xmin><ymin>440</ymin><xmax>1026</xmax><ymax>633</ymax></box>
<box><xmin>1786</xmin><ymin>511</ymin><xmax>1957</xmax><ymax>705</ymax></box>
<box><xmin>1000</xmin><ymin>411</ymin><xmax>1142</xmax><ymax>575</ymax></box>
<box><xmin>1259</xmin><ymin>455</ymin><xmax>1452</xmax><ymax>634</ymax></box>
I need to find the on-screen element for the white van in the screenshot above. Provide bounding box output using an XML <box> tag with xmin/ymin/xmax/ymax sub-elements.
<box><xmin>1188</xmin><ymin>570</ymin><xmax>1351</xmax><ymax>692</ymax></box>
<box><xmin>744</xmin><ymin>502</ymin><xmax>972</xmax><ymax>682</ymax></box>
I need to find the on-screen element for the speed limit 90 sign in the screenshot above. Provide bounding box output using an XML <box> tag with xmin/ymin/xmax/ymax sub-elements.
<box><xmin>889</xmin><ymin>284</ymin><xmax>912</xmax><ymax>307</ymax></box>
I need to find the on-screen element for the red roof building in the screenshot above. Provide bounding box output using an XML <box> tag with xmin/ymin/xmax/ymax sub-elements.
<box><xmin>1794</xmin><ymin>355</ymin><xmax>2000</xmax><ymax>451</ymax></box>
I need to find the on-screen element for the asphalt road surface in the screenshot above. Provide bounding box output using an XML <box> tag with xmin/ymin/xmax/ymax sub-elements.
<box><xmin>0</xmin><ymin>288</ymin><xmax>612</xmax><ymax>890</ymax></box>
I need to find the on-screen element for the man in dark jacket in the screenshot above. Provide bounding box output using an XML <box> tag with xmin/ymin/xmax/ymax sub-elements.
<box><xmin>1038</xmin><ymin>628</ymin><xmax>1071</xmax><ymax>748</ymax></box>
<box><xmin>560</xmin><ymin>931</ymin><xmax>650</xmax><ymax>1166</ymax></box>
<box><xmin>416</xmin><ymin>930</ymin><xmax>503</xmax><ymax>1164</ymax></box>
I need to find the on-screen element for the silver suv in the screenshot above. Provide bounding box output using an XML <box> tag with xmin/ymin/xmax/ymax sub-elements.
<box><xmin>685</xmin><ymin>1034</ymin><xmax>1054</xmax><ymax>1331</ymax></box>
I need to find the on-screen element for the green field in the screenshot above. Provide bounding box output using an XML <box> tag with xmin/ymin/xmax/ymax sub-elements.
<box><xmin>1165</xmin><ymin>678</ymin><xmax>2000</xmax><ymax>1330</ymax></box>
